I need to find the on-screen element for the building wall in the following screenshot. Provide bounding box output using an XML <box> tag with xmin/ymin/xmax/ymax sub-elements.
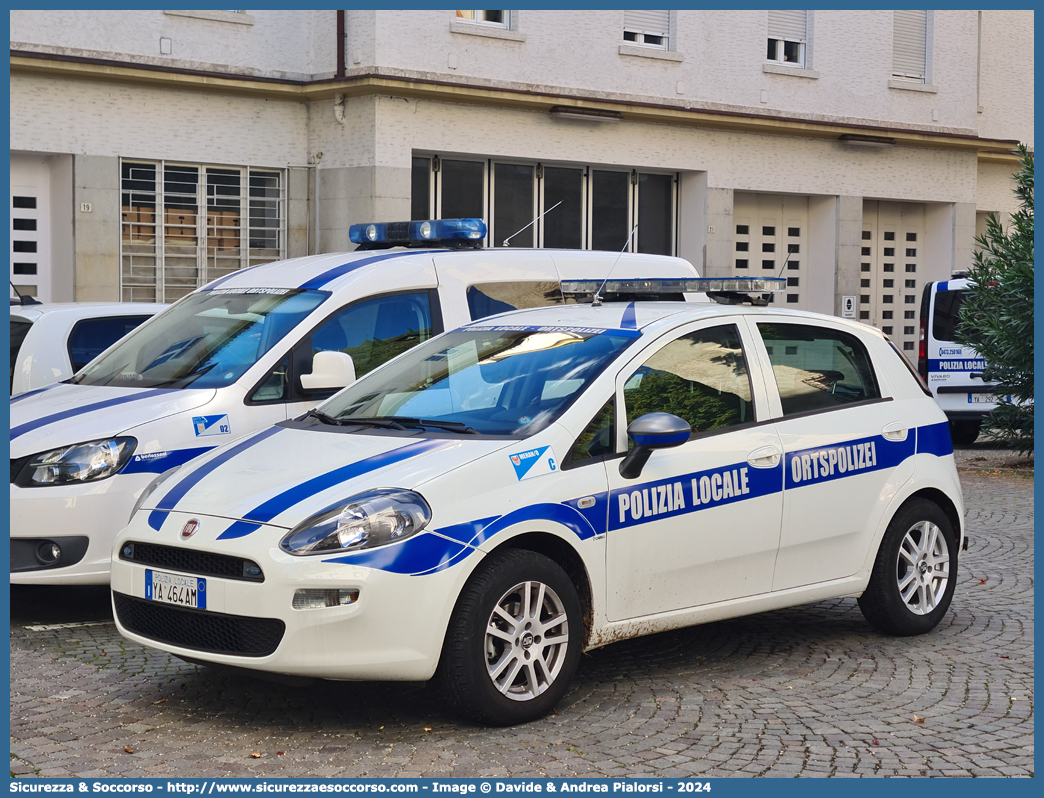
<box><xmin>10</xmin><ymin>10</ymin><xmax>335</xmax><ymax>80</ymax></box>
<box><xmin>977</xmin><ymin>10</ymin><xmax>1034</xmax><ymax>147</ymax></box>
<box><xmin>363</xmin><ymin>10</ymin><xmax>981</xmax><ymax>133</ymax></box>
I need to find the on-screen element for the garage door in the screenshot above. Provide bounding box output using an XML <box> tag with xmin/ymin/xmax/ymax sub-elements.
<box><xmin>732</xmin><ymin>192</ymin><xmax>808</xmax><ymax>310</ymax></box>
<box><xmin>10</xmin><ymin>155</ymin><xmax>51</xmax><ymax>303</ymax></box>
<box><xmin>861</xmin><ymin>201</ymin><xmax>925</xmax><ymax>362</ymax></box>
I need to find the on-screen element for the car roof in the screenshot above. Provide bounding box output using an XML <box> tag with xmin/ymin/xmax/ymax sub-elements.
<box><xmin>201</xmin><ymin>248</ymin><xmax>699</xmax><ymax>294</ymax></box>
<box><xmin>8</xmin><ymin>302</ymin><xmax>167</xmax><ymax>321</ymax></box>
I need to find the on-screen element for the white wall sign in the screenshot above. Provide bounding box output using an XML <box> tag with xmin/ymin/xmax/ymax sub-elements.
<box><xmin>841</xmin><ymin>295</ymin><xmax>857</xmax><ymax>318</ymax></box>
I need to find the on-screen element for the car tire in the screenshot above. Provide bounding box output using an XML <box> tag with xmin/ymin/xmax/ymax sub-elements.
<box><xmin>950</xmin><ymin>419</ymin><xmax>981</xmax><ymax>446</ymax></box>
<box><xmin>440</xmin><ymin>549</ymin><xmax>583</xmax><ymax>726</ymax></box>
<box><xmin>858</xmin><ymin>498</ymin><xmax>957</xmax><ymax>636</ymax></box>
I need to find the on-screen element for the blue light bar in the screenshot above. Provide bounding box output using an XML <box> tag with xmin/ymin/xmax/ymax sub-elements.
<box><xmin>348</xmin><ymin>218</ymin><xmax>487</xmax><ymax>246</ymax></box>
<box><xmin>560</xmin><ymin>278</ymin><xmax>787</xmax><ymax>294</ymax></box>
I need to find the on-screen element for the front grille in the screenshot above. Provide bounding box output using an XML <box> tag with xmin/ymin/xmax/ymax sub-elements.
<box><xmin>113</xmin><ymin>593</ymin><xmax>284</xmax><ymax>657</ymax></box>
<box><xmin>120</xmin><ymin>542</ymin><xmax>264</xmax><ymax>582</ymax></box>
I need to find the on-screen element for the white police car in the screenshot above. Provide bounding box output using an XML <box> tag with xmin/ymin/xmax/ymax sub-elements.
<box><xmin>10</xmin><ymin>219</ymin><xmax>702</xmax><ymax>584</ymax></box>
<box><xmin>110</xmin><ymin>279</ymin><xmax>963</xmax><ymax>725</ymax></box>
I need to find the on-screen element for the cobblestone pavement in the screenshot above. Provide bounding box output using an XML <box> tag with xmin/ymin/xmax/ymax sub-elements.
<box><xmin>10</xmin><ymin>467</ymin><xmax>1033</xmax><ymax>778</ymax></box>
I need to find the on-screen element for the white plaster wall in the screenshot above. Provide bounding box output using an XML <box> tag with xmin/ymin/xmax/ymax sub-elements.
<box><xmin>366</xmin><ymin>10</ymin><xmax>980</xmax><ymax>132</ymax></box>
<box><xmin>372</xmin><ymin>96</ymin><xmax>979</xmax><ymax>205</ymax></box>
<box><xmin>10</xmin><ymin>10</ymin><xmax>335</xmax><ymax>79</ymax></box>
<box><xmin>976</xmin><ymin>162</ymin><xmax>1021</xmax><ymax>214</ymax></box>
<box><xmin>10</xmin><ymin>75</ymin><xmax>308</xmax><ymax>167</ymax></box>
<box><xmin>977</xmin><ymin>10</ymin><xmax>1034</xmax><ymax>146</ymax></box>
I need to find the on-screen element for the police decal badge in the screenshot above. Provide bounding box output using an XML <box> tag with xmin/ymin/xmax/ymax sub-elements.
<box><xmin>508</xmin><ymin>446</ymin><xmax>557</xmax><ymax>481</ymax></box>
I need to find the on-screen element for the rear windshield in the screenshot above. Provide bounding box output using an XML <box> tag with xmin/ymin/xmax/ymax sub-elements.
<box><xmin>932</xmin><ymin>289</ymin><xmax>965</xmax><ymax>343</ymax></box>
<box><xmin>72</xmin><ymin>289</ymin><xmax>328</xmax><ymax>389</ymax></box>
<box><xmin>68</xmin><ymin>315</ymin><xmax>153</xmax><ymax>372</ymax></box>
<box><xmin>10</xmin><ymin>318</ymin><xmax>32</xmax><ymax>392</ymax></box>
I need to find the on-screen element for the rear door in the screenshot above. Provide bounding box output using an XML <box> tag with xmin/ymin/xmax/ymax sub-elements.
<box><xmin>749</xmin><ymin>318</ymin><xmax>916</xmax><ymax>592</ymax></box>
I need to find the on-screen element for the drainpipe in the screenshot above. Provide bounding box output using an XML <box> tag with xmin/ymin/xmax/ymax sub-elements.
<box><xmin>336</xmin><ymin>10</ymin><xmax>346</xmax><ymax>78</ymax></box>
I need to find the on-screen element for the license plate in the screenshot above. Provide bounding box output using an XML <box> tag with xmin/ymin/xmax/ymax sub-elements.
<box><xmin>146</xmin><ymin>569</ymin><xmax>206</xmax><ymax>610</ymax></box>
<box><xmin>969</xmin><ymin>393</ymin><xmax>997</xmax><ymax>404</ymax></box>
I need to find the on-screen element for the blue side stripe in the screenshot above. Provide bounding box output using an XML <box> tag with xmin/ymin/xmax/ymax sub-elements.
<box><xmin>620</xmin><ymin>301</ymin><xmax>637</xmax><ymax>330</ymax></box>
<box><xmin>323</xmin><ymin>532</ymin><xmax>469</xmax><ymax>575</ymax></box>
<box><xmin>785</xmin><ymin>433</ymin><xmax>916</xmax><ymax>490</ymax></box>
<box><xmin>147</xmin><ymin>427</ymin><xmax>282</xmax><ymax>531</ymax></box>
<box><xmin>916</xmin><ymin>420</ymin><xmax>954</xmax><ymax>457</ymax></box>
<box><xmin>298</xmin><ymin>250</ymin><xmax>430</xmax><ymax>291</ymax></box>
<box><xmin>122</xmin><ymin>446</ymin><xmax>216</xmax><ymax>475</ymax></box>
<box><xmin>10</xmin><ymin>385</ymin><xmax>58</xmax><ymax>405</ymax></box>
<box><xmin>215</xmin><ymin>438</ymin><xmax>456</xmax><ymax>539</ymax></box>
<box><xmin>10</xmin><ymin>388</ymin><xmax>176</xmax><ymax>442</ymax></box>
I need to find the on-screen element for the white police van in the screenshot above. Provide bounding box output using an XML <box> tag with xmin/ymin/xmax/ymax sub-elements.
<box><xmin>10</xmin><ymin>219</ymin><xmax>703</xmax><ymax>585</ymax></box>
<box><xmin>110</xmin><ymin>279</ymin><xmax>964</xmax><ymax>725</ymax></box>
<box><xmin>918</xmin><ymin>276</ymin><xmax>1003</xmax><ymax>444</ymax></box>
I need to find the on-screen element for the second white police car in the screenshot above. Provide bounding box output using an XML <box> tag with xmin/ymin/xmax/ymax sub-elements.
<box><xmin>111</xmin><ymin>279</ymin><xmax>964</xmax><ymax>726</ymax></box>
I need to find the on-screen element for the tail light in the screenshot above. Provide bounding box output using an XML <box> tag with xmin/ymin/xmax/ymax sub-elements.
<box><xmin>917</xmin><ymin>315</ymin><xmax>929</xmax><ymax>379</ymax></box>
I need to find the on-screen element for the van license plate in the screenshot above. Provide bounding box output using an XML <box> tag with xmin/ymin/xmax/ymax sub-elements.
<box><xmin>146</xmin><ymin>569</ymin><xmax>206</xmax><ymax>610</ymax></box>
<box><xmin>968</xmin><ymin>393</ymin><xmax>997</xmax><ymax>404</ymax></box>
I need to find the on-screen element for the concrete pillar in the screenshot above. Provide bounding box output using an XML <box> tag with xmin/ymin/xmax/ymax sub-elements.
<box><xmin>953</xmin><ymin>201</ymin><xmax>977</xmax><ymax>273</ymax></box>
<box><xmin>73</xmin><ymin>155</ymin><xmax>121</xmax><ymax>302</ymax></box>
<box><xmin>49</xmin><ymin>155</ymin><xmax>75</xmax><ymax>303</ymax></box>
<box><xmin>704</xmin><ymin>187</ymin><xmax>734</xmax><ymax>278</ymax></box>
<box><xmin>805</xmin><ymin>195</ymin><xmax>837</xmax><ymax>316</ymax></box>
<box><xmin>834</xmin><ymin>195</ymin><xmax>864</xmax><ymax>317</ymax></box>
<box><xmin>924</xmin><ymin>202</ymin><xmax>956</xmax><ymax>284</ymax></box>
<box><xmin>677</xmin><ymin>171</ymin><xmax>706</xmax><ymax>273</ymax></box>
<box><xmin>287</xmin><ymin>166</ymin><xmax>311</xmax><ymax>258</ymax></box>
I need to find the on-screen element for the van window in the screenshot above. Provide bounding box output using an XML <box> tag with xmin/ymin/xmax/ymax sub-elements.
<box><xmin>467</xmin><ymin>282</ymin><xmax>566</xmax><ymax>321</ymax></box>
<box><xmin>758</xmin><ymin>323</ymin><xmax>880</xmax><ymax>416</ymax></box>
<box><xmin>10</xmin><ymin>318</ymin><xmax>32</xmax><ymax>391</ymax></box>
<box><xmin>68</xmin><ymin>315</ymin><xmax>153</xmax><ymax>372</ymax></box>
<box><xmin>932</xmin><ymin>289</ymin><xmax>965</xmax><ymax>343</ymax></box>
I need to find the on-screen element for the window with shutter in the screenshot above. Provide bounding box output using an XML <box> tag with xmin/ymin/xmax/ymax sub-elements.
<box><xmin>892</xmin><ymin>10</ymin><xmax>927</xmax><ymax>82</ymax></box>
<box><xmin>623</xmin><ymin>10</ymin><xmax>670</xmax><ymax>49</ymax></box>
<box><xmin>766</xmin><ymin>10</ymin><xmax>807</xmax><ymax>67</ymax></box>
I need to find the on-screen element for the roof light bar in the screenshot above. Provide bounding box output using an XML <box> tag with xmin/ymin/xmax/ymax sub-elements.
<box><xmin>560</xmin><ymin>278</ymin><xmax>787</xmax><ymax>295</ymax></box>
<box><xmin>348</xmin><ymin>218</ymin><xmax>487</xmax><ymax>249</ymax></box>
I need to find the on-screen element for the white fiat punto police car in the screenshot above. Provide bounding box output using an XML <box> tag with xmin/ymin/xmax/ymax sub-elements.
<box><xmin>111</xmin><ymin>279</ymin><xmax>963</xmax><ymax>726</ymax></box>
<box><xmin>11</xmin><ymin>219</ymin><xmax>701</xmax><ymax>584</ymax></box>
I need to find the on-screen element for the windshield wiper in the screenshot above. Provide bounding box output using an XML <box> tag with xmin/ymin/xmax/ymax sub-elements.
<box><xmin>383</xmin><ymin>417</ymin><xmax>479</xmax><ymax>434</ymax></box>
<box><xmin>303</xmin><ymin>411</ymin><xmax>408</xmax><ymax>430</ymax></box>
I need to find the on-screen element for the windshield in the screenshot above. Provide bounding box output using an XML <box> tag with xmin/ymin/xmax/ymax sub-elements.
<box><xmin>72</xmin><ymin>289</ymin><xmax>328</xmax><ymax>389</ymax></box>
<box><xmin>318</xmin><ymin>326</ymin><xmax>637</xmax><ymax>436</ymax></box>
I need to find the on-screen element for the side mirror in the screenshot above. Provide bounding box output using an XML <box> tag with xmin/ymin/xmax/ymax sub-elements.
<box><xmin>300</xmin><ymin>350</ymin><xmax>356</xmax><ymax>392</ymax></box>
<box><xmin>619</xmin><ymin>412</ymin><xmax>691</xmax><ymax>480</ymax></box>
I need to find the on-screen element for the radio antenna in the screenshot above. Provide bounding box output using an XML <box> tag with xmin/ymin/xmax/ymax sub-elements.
<box><xmin>10</xmin><ymin>280</ymin><xmax>40</xmax><ymax>306</ymax></box>
<box><xmin>502</xmin><ymin>200</ymin><xmax>564</xmax><ymax>247</ymax></box>
<box><xmin>776</xmin><ymin>244</ymin><xmax>792</xmax><ymax>279</ymax></box>
<box><xmin>592</xmin><ymin>224</ymin><xmax>639</xmax><ymax>307</ymax></box>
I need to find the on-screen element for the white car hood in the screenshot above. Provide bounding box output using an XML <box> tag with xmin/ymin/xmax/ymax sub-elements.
<box><xmin>10</xmin><ymin>383</ymin><xmax>215</xmax><ymax>457</ymax></box>
<box><xmin>141</xmin><ymin>425</ymin><xmax>513</xmax><ymax>535</ymax></box>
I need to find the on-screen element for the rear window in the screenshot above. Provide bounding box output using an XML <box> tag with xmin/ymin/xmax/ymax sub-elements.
<box><xmin>932</xmin><ymin>289</ymin><xmax>965</xmax><ymax>343</ymax></box>
<box><xmin>67</xmin><ymin>315</ymin><xmax>153</xmax><ymax>372</ymax></box>
<box><xmin>10</xmin><ymin>318</ymin><xmax>32</xmax><ymax>391</ymax></box>
<box><xmin>758</xmin><ymin>323</ymin><xmax>881</xmax><ymax>417</ymax></box>
<box><xmin>467</xmin><ymin>282</ymin><xmax>567</xmax><ymax>321</ymax></box>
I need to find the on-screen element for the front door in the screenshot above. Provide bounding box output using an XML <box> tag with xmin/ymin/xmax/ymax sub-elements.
<box><xmin>605</xmin><ymin>320</ymin><xmax>784</xmax><ymax>621</ymax></box>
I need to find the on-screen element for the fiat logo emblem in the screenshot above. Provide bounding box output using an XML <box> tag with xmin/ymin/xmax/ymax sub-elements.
<box><xmin>180</xmin><ymin>519</ymin><xmax>201</xmax><ymax>540</ymax></box>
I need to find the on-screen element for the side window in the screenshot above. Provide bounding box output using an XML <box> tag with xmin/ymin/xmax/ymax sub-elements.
<box><xmin>931</xmin><ymin>289</ymin><xmax>964</xmax><ymax>343</ymax></box>
<box><xmin>622</xmin><ymin>324</ymin><xmax>755</xmax><ymax>437</ymax></box>
<box><xmin>304</xmin><ymin>292</ymin><xmax>433</xmax><ymax>381</ymax></box>
<box><xmin>67</xmin><ymin>315</ymin><xmax>153</xmax><ymax>372</ymax></box>
<box><xmin>467</xmin><ymin>282</ymin><xmax>566</xmax><ymax>321</ymax></box>
<box><xmin>758</xmin><ymin>323</ymin><xmax>881</xmax><ymax>417</ymax></box>
<box><xmin>568</xmin><ymin>400</ymin><xmax>615</xmax><ymax>466</ymax></box>
<box><xmin>10</xmin><ymin>319</ymin><xmax>32</xmax><ymax>391</ymax></box>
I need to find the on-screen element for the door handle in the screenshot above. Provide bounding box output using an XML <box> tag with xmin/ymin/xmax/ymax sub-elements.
<box><xmin>882</xmin><ymin>421</ymin><xmax>908</xmax><ymax>442</ymax></box>
<box><xmin>747</xmin><ymin>445</ymin><xmax>781</xmax><ymax>468</ymax></box>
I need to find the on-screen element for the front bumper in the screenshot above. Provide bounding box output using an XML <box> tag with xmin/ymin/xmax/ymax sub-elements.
<box><xmin>10</xmin><ymin>474</ymin><xmax>154</xmax><ymax>585</ymax></box>
<box><xmin>110</xmin><ymin>512</ymin><xmax>474</xmax><ymax>681</ymax></box>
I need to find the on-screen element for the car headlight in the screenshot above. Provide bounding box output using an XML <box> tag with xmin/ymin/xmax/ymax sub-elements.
<box><xmin>279</xmin><ymin>488</ymin><xmax>432</xmax><ymax>556</ymax></box>
<box><xmin>129</xmin><ymin>465</ymin><xmax>181</xmax><ymax>522</ymax></box>
<box><xmin>14</xmin><ymin>437</ymin><xmax>137</xmax><ymax>487</ymax></box>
